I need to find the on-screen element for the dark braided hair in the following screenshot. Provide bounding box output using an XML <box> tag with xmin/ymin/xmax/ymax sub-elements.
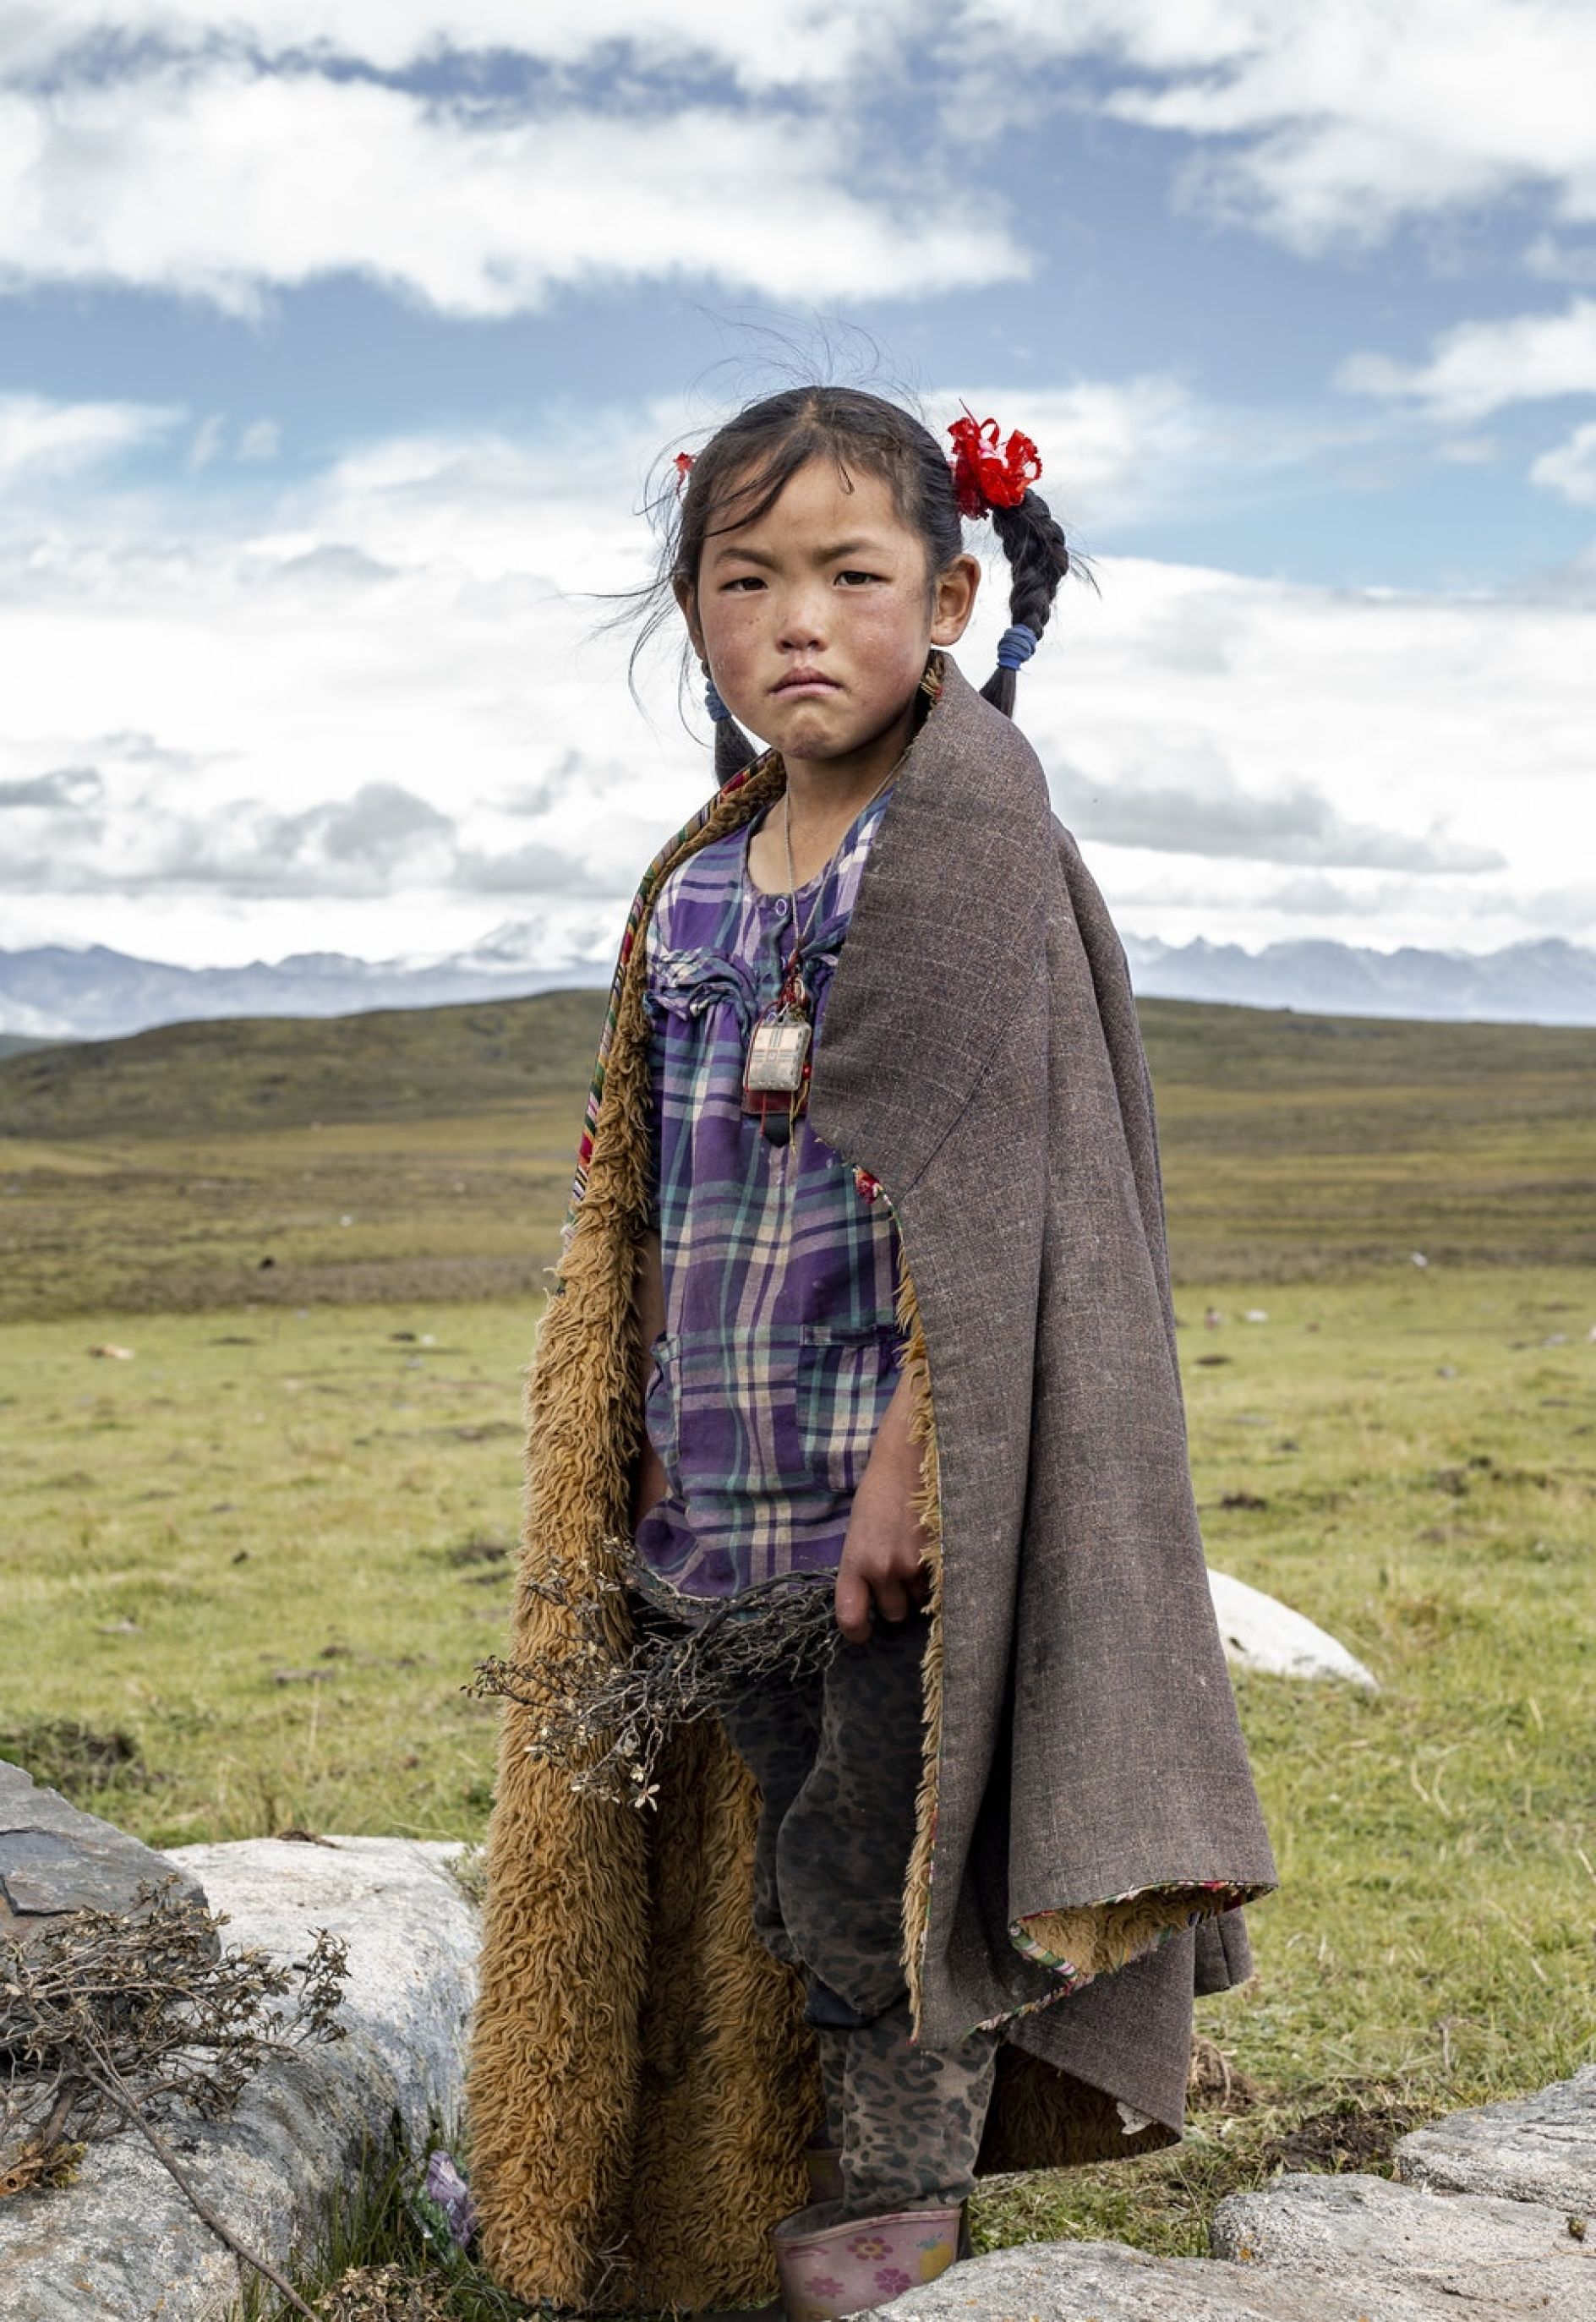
<box><xmin>984</xmin><ymin>494</ymin><xmax>1074</xmax><ymax>719</ymax></box>
<box><xmin>631</xmin><ymin>386</ymin><xmax>1075</xmax><ymax>781</ymax></box>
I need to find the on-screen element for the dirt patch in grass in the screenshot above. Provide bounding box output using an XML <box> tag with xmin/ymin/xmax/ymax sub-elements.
<box><xmin>442</xmin><ymin>1533</ymin><xmax>514</xmax><ymax>1569</ymax></box>
<box><xmin>1256</xmin><ymin>2083</ymin><xmax>1440</xmax><ymax>2177</ymax></box>
<box><xmin>0</xmin><ymin>1717</ymin><xmax>155</xmax><ymax>1799</ymax></box>
<box><xmin>971</xmin><ymin>2075</ymin><xmax>1450</xmax><ymax>2262</ymax></box>
<box><xmin>1187</xmin><ymin>2035</ymin><xmax>1268</xmax><ymax>2114</ymax></box>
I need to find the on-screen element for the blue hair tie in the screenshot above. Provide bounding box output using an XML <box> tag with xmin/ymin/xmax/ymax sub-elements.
<box><xmin>996</xmin><ymin>623</ymin><xmax>1039</xmax><ymax>672</ymax></box>
<box><xmin>703</xmin><ymin>669</ymin><xmax>732</xmax><ymax>723</ymax></box>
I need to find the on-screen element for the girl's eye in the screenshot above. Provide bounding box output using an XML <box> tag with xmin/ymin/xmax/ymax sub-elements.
<box><xmin>835</xmin><ymin>569</ymin><xmax>883</xmax><ymax>587</ymax></box>
<box><xmin>720</xmin><ymin>575</ymin><xmax>765</xmax><ymax>593</ymax></box>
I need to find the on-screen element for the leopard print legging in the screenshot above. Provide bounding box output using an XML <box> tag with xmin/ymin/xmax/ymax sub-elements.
<box><xmin>719</xmin><ymin>1607</ymin><xmax>998</xmax><ymax>2217</ymax></box>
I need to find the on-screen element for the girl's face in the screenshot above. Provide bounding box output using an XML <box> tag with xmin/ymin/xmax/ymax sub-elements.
<box><xmin>678</xmin><ymin>455</ymin><xmax>980</xmax><ymax>774</ymax></box>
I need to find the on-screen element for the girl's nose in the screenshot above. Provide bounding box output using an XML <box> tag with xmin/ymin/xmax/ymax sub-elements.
<box><xmin>776</xmin><ymin>592</ymin><xmax>828</xmax><ymax>651</ymax></box>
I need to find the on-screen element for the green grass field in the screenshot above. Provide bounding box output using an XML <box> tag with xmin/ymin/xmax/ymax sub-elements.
<box><xmin>3</xmin><ymin>992</ymin><xmax>1594</xmax><ymax>2297</ymax></box>
<box><xmin>3</xmin><ymin>994</ymin><xmax>1593</xmax><ymax>1325</ymax></box>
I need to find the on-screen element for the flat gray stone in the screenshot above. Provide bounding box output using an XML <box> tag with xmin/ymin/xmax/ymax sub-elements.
<box><xmin>0</xmin><ymin>1760</ymin><xmax>209</xmax><ymax>1939</ymax></box>
<box><xmin>1397</xmin><ymin>2066</ymin><xmax>1596</xmax><ymax>2210</ymax></box>
<box><xmin>1213</xmin><ymin>2171</ymin><xmax>1593</xmax><ymax>2312</ymax></box>
<box><xmin>878</xmin><ymin>2235</ymin><xmax>1558</xmax><ymax>2319</ymax></box>
<box><xmin>0</xmin><ymin>1835</ymin><xmax>478</xmax><ymax>2322</ymax></box>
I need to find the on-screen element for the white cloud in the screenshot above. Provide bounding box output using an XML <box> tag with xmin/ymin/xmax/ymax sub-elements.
<box><xmin>187</xmin><ymin>412</ymin><xmax>226</xmax><ymax>472</ymax></box>
<box><xmin>0</xmin><ymin>729</ymin><xmax>657</xmax><ymax>907</ymax></box>
<box><xmin>1338</xmin><ymin>299</ymin><xmax>1596</xmax><ymax>422</ymax></box>
<box><xmin>947</xmin><ymin>379</ymin><xmax>1202</xmax><ymax>529</ymax></box>
<box><xmin>0</xmin><ymin>2</ymin><xmax>895</xmax><ymax>86</ymax></box>
<box><xmin>979</xmin><ymin>0</ymin><xmax>1596</xmax><ymax>254</ymax></box>
<box><xmin>0</xmin><ymin>406</ymin><xmax>1590</xmax><ymax>967</ymax></box>
<box><xmin>1531</xmin><ymin>420</ymin><xmax>1596</xmax><ymax>507</ymax></box>
<box><xmin>1045</xmin><ymin>751</ymin><xmax>1504</xmax><ymax>872</ymax></box>
<box><xmin>0</xmin><ymin>391</ymin><xmax>177</xmax><ymax>479</ymax></box>
<box><xmin>2</xmin><ymin>2</ymin><xmax>1587</xmax><ymax>327</ymax></box>
<box><xmin>0</xmin><ymin>61</ymin><xmax>1019</xmax><ymax>317</ymax></box>
<box><xmin>987</xmin><ymin>549</ymin><xmax>1595</xmax><ymax>956</ymax></box>
<box><xmin>191</xmin><ymin>413</ymin><xmax>280</xmax><ymax>467</ymax></box>
<box><xmin>3</xmin><ymin>777</ymin><xmax>457</xmax><ymax>898</ymax></box>
<box><xmin>0</xmin><ymin>765</ymin><xmax>103</xmax><ymax>808</ymax></box>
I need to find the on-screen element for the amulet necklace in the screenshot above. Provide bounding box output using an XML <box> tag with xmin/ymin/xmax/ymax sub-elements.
<box><xmin>741</xmin><ymin>754</ymin><xmax>904</xmax><ymax>1145</ymax></box>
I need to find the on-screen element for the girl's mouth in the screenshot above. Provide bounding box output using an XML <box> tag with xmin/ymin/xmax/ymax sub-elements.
<box><xmin>772</xmin><ymin>670</ymin><xmax>840</xmax><ymax>699</ymax></box>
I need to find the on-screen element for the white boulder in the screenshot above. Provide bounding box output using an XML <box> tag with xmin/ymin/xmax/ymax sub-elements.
<box><xmin>0</xmin><ymin>1834</ymin><xmax>478</xmax><ymax>2322</ymax></box>
<box><xmin>1208</xmin><ymin>1568</ymin><xmax>1378</xmax><ymax>1688</ymax></box>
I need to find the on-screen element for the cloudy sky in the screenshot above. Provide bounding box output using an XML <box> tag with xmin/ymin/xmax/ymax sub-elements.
<box><xmin>3</xmin><ymin>1</ymin><xmax>1594</xmax><ymax>973</ymax></box>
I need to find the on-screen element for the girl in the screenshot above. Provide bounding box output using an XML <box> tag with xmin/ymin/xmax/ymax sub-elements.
<box><xmin>468</xmin><ymin>387</ymin><xmax>1276</xmax><ymax>2318</ymax></box>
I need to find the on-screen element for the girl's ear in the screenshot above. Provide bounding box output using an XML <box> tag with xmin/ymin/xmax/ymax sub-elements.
<box><xmin>929</xmin><ymin>552</ymin><xmax>981</xmax><ymax>647</ymax></box>
<box><xmin>673</xmin><ymin>572</ymin><xmax>705</xmax><ymax>658</ymax></box>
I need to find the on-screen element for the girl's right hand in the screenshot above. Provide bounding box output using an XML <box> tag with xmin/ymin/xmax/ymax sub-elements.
<box><xmin>833</xmin><ymin>1369</ymin><xmax>930</xmax><ymax>1643</ymax></box>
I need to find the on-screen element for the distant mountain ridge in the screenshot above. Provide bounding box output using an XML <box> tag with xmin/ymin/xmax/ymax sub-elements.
<box><xmin>0</xmin><ymin>941</ymin><xmax>587</xmax><ymax>1043</ymax></box>
<box><xmin>3</xmin><ymin>929</ymin><xmax>1595</xmax><ymax>1042</ymax></box>
<box><xmin>1120</xmin><ymin>934</ymin><xmax>1596</xmax><ymax>1026</ymax></box>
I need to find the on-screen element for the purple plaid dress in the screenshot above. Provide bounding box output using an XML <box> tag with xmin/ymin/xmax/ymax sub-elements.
<box><xmin>635</xmin><ymin>789</ymin><xmax>902</xmax><ymax>1599</ymax></box>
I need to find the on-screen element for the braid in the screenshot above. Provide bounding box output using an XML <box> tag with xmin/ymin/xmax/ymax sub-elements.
<box><xmin>981</xmin><ymin>489</ymin><xmax>1072</xmax><ymax>718</ymax></box>
<box><xmin>714</xmin><ymin>713</ymin><xmax>757</xmax><ymax>784</ymax></box>
<box><xmin>699</xmin><ymin>654</ymin><xmax>758</xmax><ymax>784</ymax></box>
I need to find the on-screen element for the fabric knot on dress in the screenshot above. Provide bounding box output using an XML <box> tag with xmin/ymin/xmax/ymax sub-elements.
<box><xmin>646</xmin><ymin>946</ymin><xmax>762</xmax><ymax>1031</ymax></box>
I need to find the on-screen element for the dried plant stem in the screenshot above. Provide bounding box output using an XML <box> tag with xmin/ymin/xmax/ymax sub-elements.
<box><xmin>473</xmin><ymin>1558</ymin><xmax>839</xmax><ymax>1808</ymax></box>
<box><xmin>77</xmin><ymin>2046</ymin><xmax>322</xmax><ymax>2322</ymax></box>
<box><xmin>3</xmin><ymin>1882</ymin><xmax>347</xmax><ymax>2320</ymax></box>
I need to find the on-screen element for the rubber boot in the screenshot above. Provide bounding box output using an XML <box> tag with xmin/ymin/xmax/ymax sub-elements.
<box><xmin>772</xmin><ymin>2202</ymin><xmax>963</xmax><ymax>2322</ymax></box>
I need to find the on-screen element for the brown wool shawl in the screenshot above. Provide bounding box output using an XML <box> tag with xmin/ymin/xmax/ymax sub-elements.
<box><xmin>467</xmin><ymin>659</ymin><xmax>1278</xmax><ymax>2314</ymax></box>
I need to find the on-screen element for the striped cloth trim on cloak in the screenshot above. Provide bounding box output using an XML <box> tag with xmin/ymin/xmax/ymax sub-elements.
<box><xmin>562</xmin><ymin>753</ymin><xmax>769</xmax><ymax>1243</ymax></box>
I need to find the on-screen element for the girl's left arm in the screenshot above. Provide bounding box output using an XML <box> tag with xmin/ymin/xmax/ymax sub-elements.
<box><xmin>834</xmin><ymin>1370</ymin><xmax>932</xmax><ymax>1643</ymax></box>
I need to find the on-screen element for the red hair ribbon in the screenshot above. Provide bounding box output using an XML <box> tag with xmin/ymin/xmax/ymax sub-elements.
<box><xmin>674</xmin><ymin>449</ymin><xmax>696</xmax><ymax>495</ymax></box>
<box><xmin>947</xmin><ymin>412</ymin><xmax>1041</xmax><ymax>519</ymax></box>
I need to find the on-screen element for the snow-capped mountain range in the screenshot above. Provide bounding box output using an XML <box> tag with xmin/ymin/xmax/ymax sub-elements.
<box><xmin>3</xmin><ymin>928</ymin><xmax>1595</xmax><ymax>1046</ymax></box>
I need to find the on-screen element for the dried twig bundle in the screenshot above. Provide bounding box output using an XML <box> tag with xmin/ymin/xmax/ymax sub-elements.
<box><xmin>471</xmin><ymin>1554</ymin><xmax>839</xmax><ymax>1808</ymax></box>
<box><xmin>2</xmin><ymin>1877</ymin><xmax>347</xmax><ymax>2319</ymax></box>
<box><xmin>314</xmin><ymin>2262</ymin><xmax>453</xmax><ymax>2321</ymax></box>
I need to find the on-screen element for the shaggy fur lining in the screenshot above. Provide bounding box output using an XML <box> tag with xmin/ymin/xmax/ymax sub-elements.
<box><xmin>623</xmin><ymin>1719</ymin><xmax>817</xmax><ymax>2307</ymax></box>
<box><xmin>894</xmin><ymin>1264</ymin><xmax>944</xmax><ymax>2041</ymax></box>
<box><xmin>468</xmin><ymin>758</ymin><xmax>806</xmax><ymax>2313</ymax></box>
<box><xmin>978</xmin><ymin>2046</ymin><xmax>1176</xmax><ymax>2172</ymax></box>
<box><xmin>1013</xmin><ymin>1890</ymin><xmax>1254</xmax><ymax>1988</ymax></box>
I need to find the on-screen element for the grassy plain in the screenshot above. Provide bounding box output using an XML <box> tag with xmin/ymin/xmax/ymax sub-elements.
<box><xmin>3</xmin><ymin>994</ymin><xmax>1593</xmax><ymax>1325</ymax></box>
<box><xmin>3</xmin><ymin>992</ymin><xmax>1595</xmax><ymax>2292</ymax></box>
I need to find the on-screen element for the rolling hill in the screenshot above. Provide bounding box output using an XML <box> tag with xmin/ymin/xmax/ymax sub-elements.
<box><xmin>2</xmin><ymin>988</ymin><xmax>1592</xmax><ymax>1319</ymax></box>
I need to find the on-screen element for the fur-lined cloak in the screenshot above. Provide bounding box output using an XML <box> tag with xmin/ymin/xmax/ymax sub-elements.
<box><xmin>467</xmin><ymin>660</ymin><xmax>1276</xmax><ymax>2312</ymax></box>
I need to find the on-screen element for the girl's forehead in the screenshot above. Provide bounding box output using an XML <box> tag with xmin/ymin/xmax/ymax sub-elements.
<box><xmin>713</xmin><ymin>452</ymin><xmax>908</xmax><ymax>547</ymax></box>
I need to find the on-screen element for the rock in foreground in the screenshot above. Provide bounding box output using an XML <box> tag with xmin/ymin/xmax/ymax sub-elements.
<box><xmin>877</xmin><ymin>2233</ymin><xmax>1553</xmax><ymax>2319</ymax></box>
<box><xmin>1396</xmin><ymin>2065</ymin><xmax>1596</xmax><ymax>2211</ymax></box>
<box><xmin>1213</xmin><ymin>2171</ymin><xmax>1592</xmax><ymax>2313</ymax></box>
<box><xmin>0</xmin><ymin>1835</ymin><xmax>477</xmax><ymax>2322</ymax></box>
<box><xmin>0</xmin><ymin>1759</ymin><xmax>210</xmax><ymax>1942</ymax></box>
